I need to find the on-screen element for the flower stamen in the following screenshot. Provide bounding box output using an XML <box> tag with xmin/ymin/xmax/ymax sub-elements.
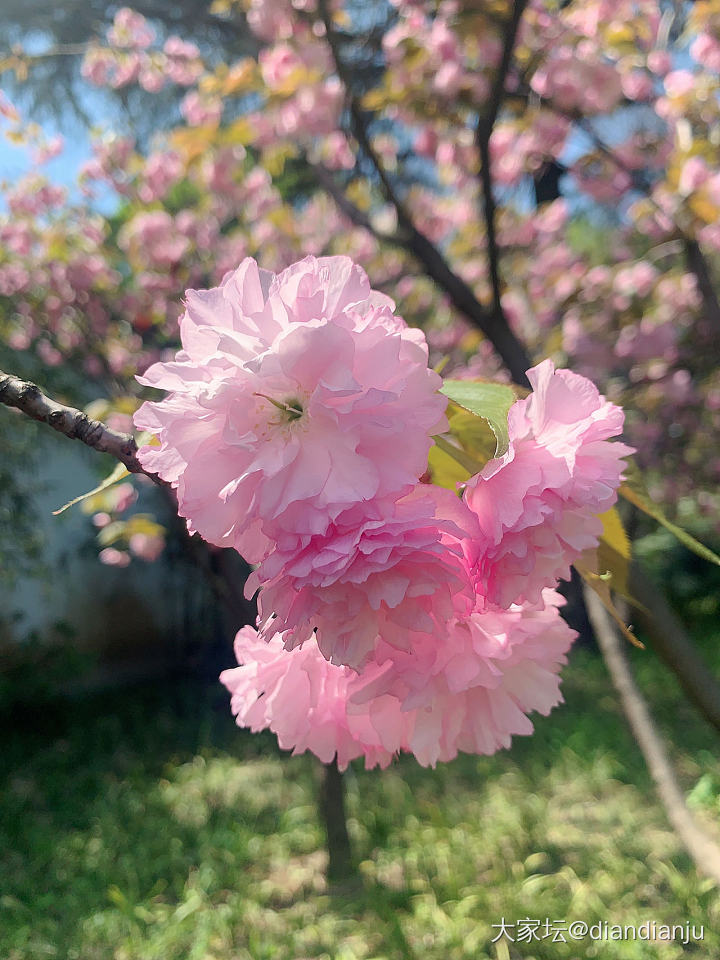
<box><xmin>254</xmin><ymin>393</ymin><xmax>304</xmax><ymax>423</ymax></box>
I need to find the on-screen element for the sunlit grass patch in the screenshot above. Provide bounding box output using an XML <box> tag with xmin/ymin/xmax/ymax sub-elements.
<box><xmin>2</xmin><ymin>645</ymin><xmax>720</xmax><ymax>959</ymax></box>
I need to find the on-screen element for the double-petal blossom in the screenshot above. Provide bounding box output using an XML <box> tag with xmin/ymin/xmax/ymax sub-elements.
<box><xmin>135</xmin><ymin>255</ymin><xmax>447</xmax><ymax>562</ymax></box>
<box><xmin>464</xmin><ymin>360</ymin><xmax>633</xmax><ymax>608</ymax></box>
<box><xmin>221</xmin><ymin>591</ymin><xmax>576</xmax><ymax>769</ymax></box>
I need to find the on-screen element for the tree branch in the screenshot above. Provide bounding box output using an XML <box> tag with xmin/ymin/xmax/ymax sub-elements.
<box><xmin>629</xmin><ymin>563</ymin><xmax>720</xmax><ymax>736</ymax></box>
<box><xmin>476</xmin><ymin>0</ymin><xmax>528</xmax><ymax>318</ymax></box>
<box><xmin>0</xmin><ymin>368</ymin><xmax>165</xmax><ymax>486</ymax></box>
<box><xmin>310</xmin><ymin>162</ymin><xmax>396</xmax><ymax>243</ymax></box>
<box><xmin>584</xmin><ymin>584</ymin><xmax>720</xmax><ymax>885</ymax></box>
<box><xmin>315</xmin><ymin>0</ymin><xmax>532</xmax><ymax>386</ymax></box>
<box><xmin>684</xmin><ymin>237</ymin><xmax>720</xmax><ymax>332</ymax></box>
<box><xmin>478</xmin><ymin>133</ymin><xmax>503</xmax><ymax>316</ymax></box>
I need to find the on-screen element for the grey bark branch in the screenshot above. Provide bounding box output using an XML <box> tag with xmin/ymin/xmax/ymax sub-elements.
<box><xmin>584</xmin><ymin>584</ymin><xmax>720</xmax><ymax>885</ymax></box>
<box><xmin>0</xmin><ymin>368</ymin><xmax>165</xmax><ymax>486</ymax></box>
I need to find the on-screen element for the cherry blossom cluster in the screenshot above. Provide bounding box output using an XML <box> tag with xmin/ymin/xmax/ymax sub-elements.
<box><xmin>135</xmin><ymin>256</ymin><xmax>631</xmax><ymax>767</ymax></box>
<box><xmin>3</xmin><ymin>0</ymin><xmax>720</xmax><ymax>558</ymax></box>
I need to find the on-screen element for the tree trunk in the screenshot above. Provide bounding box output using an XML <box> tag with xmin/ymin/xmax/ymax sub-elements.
<box><xmin>318</xmin><ymin>758</ymin><xmax>356</xmax><ymax>884</ymax></box>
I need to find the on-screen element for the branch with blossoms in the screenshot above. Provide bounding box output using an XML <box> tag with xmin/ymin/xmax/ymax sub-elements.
<box><xmin>1</xmin><ymin>255</ymin><xmax>632</xmax><ymax>770</ymax></box>
<box><xmin>4</xmin><ymin>252</ymin><xmax>720</xmax><ymax>884</ymax></box>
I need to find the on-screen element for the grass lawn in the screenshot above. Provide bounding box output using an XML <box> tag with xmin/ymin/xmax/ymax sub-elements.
<box><xmin>2</xmin><ymin>641</ymin><xmax>720</xmax><ymax>960</ymax></box>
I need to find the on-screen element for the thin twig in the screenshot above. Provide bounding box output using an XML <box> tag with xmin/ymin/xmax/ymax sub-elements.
<box><xmin>310</xmin><ymin>162</ymin><xmax>396</xmax><ymax>243</ymax></box>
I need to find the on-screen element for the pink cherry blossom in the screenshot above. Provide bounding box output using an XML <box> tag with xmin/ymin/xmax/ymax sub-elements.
<box><xmin>571</xmin><ymin>159</ymin><xmax>632</xmax><ymax>202</ymax></box>
<box><xmin>463</xmin><ymin>360</ymin><xmax>633</xmax><ymax>608</ymax></box>
<box><xmin>111</xmin><ymin>482</ymin><xmax>138</xmax><ymax>514</ymax></box>
<box><xmin>99</xmin><ymin>547</ymin><xmax>131</xmax><ymax>567</ymax></box>
<box><xmin>251</xmin><ymin>485</ymin><xmax>479</xmax><ymax>669</ymax></box>
<box><xmin>81</xmin><ymin>47</ymin><xmax>116</xmax><ymax>86</ymax></box>
<box><xmin>107</xmin><ymin>8</ymin><xmax>155</xmax><ymax>49</ymax></box>
<box><xmin>163</xmin><ymin>36</ymin><xmax>203</xmax><ymax>86</ymax></box>
<box><xmin>220</xmin><ymin>590</ymin><xmax>576</xmax><ymax>769</ymax></box>
<box><xmin>128</xmin><ymin>532</ymin><xmax>165</xmax><ymax>562</ymax></box>
<box><xmin>221</xmin><ymin>625</ymin><xmax>408</xmax><ymax>770</ymax></box>
<box><xmin>118</xmin><ymin>211</ymin><xmax>190</xmax><ymax>268</ymax></box>
<box><xmin>259</xmin><ymin>43</ymin><xmax>305</xmax><ymax>90</ymax></box>
<box><xmin>531</xmin><ymin>48</ymin><xmax>623</xmax><ymax>114</ymax></box>
<box><xmin>246</xmin><ymin>0</ymin><xmax>296</xmax><ymax>41</ymax></box>
<box><xmin>137</xmin><ymin>151</ymin><xmax>184</xmax><ymax>203</ymax></box>
<box><xmin>353</xmin><ymin>590</ymin><xmax>577</xmax><ymax>764</ymax></box>
<box><xmin>109</xmin><ymin>51</ymin><xmax>142</xmax><ymax>88</ymax></box>
<box><xmin>663</xmin><ymin>69</ymin><xmax>695</xmax><ymax>98</ymax></box>
<box><xmin>180</xmin><ymin>91</ymin><xmax>222</xmax><ymax>127</ymax></box>
<box><xmin>32</xmin><ymin>135</ymin><xmax>64</xmax><ymax>166</ymax></box>
<box><xmin>691</xmin><ymin>34</ymin><xmax>720</xmax><ymax>73</ymax></box>
<box><xmin>275</xmin><ymin>78</ymin><xmax>344</xmax><ymax>138</ymax></box>
<box><xmin>621</xmin><ymin>69</ymin><xmax>654</xmax><ymax>101</ymax></box>
<box><xmin>134</xmin><ymin>256</ymin><xmax>447</xmax><ymax>562</ymax></box>
<box><xmin>647</xmin><ymin>50</ymin><xmax>671</xmax><ymax>76</ymax></box>
<box><xmin>678</xmin><ymin>156</ymin><xmax>711</xmax><ymax>196</ymax></box>
<box><xmin>613</xmin><ymin>261</ymin><xmax>658</xmax><ymax>298</ymax></box>
<box><xmin>0</xmin><ymin>91</ymin><xmax>18</xmax><ymax>122</ymax></box>
<box><xmin>315</xmin><ymin>132</ymin><xmax>355</xmax><ymax>170</ymax></box>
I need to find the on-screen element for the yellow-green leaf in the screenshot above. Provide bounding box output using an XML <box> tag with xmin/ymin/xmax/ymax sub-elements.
<box><xmin>619</xmin><ymin>465</ymin><xmax>720</xmax><ymax>567</ymax></box>
<box><xmin>125</xmin><ymin>514</ymin><xmax>165</xmax><ymax>538</ymax></box>
<box><xmin>427</xmin><ymin>442</ymin><xmax>471</xmax><ymax>490</ymax></box>
<box><xmin>53</xmin><ymin>462</ymin><xmax>130</xmax><ymax>516</ymax></box>
<box><xmin>97</xmin><ymin>520</ymin><xmax>128</xmax><ymax>547</ymax></box>
<box><xmin>447</xmin><ymin>405</ymin><xmax>499</xmax><ymax>467</ymax></box>
<box><xmin>596</xmin><ymin>506</ymin><xmax>632</xmax><ymax>599</ymax></box>
<box><xmin>431</xmin><ymin>434</ymin><xmax>484</xmax><ymax>477</ymax></box>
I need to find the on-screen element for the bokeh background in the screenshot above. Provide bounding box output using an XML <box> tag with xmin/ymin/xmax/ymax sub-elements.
<box><xmin>2</xmin><ymin>1</ymin><xmax>720</xmax><ymax>957</ymax></box>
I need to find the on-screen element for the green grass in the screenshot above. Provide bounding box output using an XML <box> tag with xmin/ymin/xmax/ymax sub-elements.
<box><xmin>2</xmin><ymin>641</ymin><xmax>720</xmax><ymax>960</ymax></box>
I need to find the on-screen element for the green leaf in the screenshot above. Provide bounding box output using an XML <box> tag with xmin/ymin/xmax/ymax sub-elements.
<box><xmin>431</xmin><ymin>434</ymin><xmax>485</xmax><ymax>476</ymax></box>
<box><xmin>439</xmin><ymin>380</ymin><xmax>516</xmax><ymax>457</ymax></box>
<box><xmin>53</xmin><ymin>462</ymin><xmax>131</xmax><ymax>516</ymax></box>
<box><xmin>619</xmin><ymin>465</ymin><xmax>720</xmax><ymax>568</ymax></box>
